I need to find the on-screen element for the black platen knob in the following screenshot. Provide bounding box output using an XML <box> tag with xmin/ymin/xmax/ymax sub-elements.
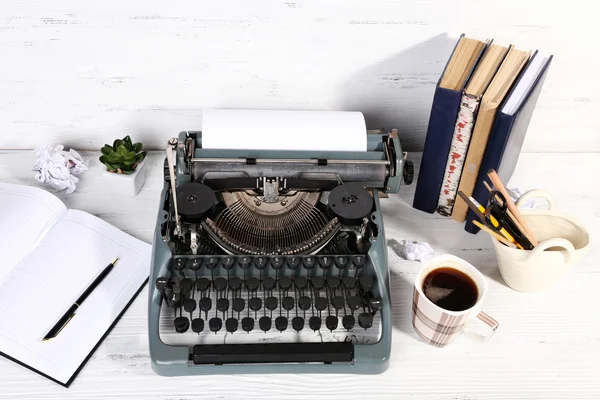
<box><xmin>403</xmin><ymin>159</ymin><xmax>414</xmax><ymax>185</ymax></box>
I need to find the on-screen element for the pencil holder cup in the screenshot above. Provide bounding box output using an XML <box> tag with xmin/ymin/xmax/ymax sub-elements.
<box><xmin>491</xmin><ymin>189</ymin><xmax>590</xmax><ymax>293</ymax></box>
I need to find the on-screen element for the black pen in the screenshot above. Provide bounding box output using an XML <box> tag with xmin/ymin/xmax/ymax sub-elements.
<box><xmin>42</xmin><ymin>258</ymin><xmax>119</xmax><ymax>342</ymax></box>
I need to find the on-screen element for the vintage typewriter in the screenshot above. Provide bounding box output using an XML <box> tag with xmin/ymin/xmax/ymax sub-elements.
<box><xmin>148</xmin><ymin>125</ymin><xmax>413</xmax><ymax>375</ymax></box>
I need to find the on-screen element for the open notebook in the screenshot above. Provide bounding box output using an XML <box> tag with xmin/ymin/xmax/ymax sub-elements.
<box><xmin>0</xmin><ymin>182</ymin><xmax>151</xmax><ymax>387</ymax></box>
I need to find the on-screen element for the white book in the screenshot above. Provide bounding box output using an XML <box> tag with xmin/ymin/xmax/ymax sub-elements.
<box><xmin>0</xmin><ymin>182</ymin><xmax>150</xmax><ymax>386</ymax></box>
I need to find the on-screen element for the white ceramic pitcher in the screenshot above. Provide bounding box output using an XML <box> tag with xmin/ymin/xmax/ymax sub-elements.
<box><xmin>491</xmin><ymin>189</ymin><xmax>590</xmax><ymax>293</ymax></box>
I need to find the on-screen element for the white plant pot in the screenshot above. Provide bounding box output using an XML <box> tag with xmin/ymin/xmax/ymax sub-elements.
<box><xmin>101</xmin><ymin>156</ymin><xmax>148</xmax><ymax>196</ymax></box>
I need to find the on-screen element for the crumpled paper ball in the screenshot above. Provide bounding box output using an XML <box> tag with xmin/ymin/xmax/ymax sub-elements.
<box><xmin>395</xmin><ymin>239</ymin><xmax>434</xmax><ymax>262</ymax></box>
<box><xmin>32</xmin><ymin>145</ymin><xmax>88</xmax><ymax>194</ymax></box>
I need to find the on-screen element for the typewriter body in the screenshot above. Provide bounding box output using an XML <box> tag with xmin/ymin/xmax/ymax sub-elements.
<box><xmin>149</xmin><ymin>128</ymin><xmax>413</xmax><ymax>375</ymax></box>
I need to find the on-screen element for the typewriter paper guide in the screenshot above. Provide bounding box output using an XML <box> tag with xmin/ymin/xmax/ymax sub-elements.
<box><xmin>201</xmin><ymin>109</ymin><xmax>368</xmax><ymax>152</ymax></box>
<box><xmin>0</xmin><ymin>182</ymin><xmax>150</xmax><ymax>386</ymax></box>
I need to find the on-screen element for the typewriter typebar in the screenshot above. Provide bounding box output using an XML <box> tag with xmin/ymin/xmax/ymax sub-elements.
<box><xmin>149</xmin><ymin>129</ymin><xmax>413</xmax><ymax>376</ymax></box>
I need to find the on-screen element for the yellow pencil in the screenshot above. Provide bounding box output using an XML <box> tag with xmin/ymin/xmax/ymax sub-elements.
<box><xmin>473</xmin><ymin>220</ymin><xmax>517</xmax><ymax>248</ymax></box>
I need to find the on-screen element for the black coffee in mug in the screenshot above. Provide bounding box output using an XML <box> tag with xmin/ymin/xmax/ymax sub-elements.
<box><xmin>422</xmin><ymin>267</ymin><xmax>478</xmax><ymax>311</ymax></box>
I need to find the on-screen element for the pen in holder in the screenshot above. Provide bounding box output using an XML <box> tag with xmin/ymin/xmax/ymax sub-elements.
<box><xmin>488</xmin><ymin>189</ymin><xmax>590</xmax><ymax>292</ymax></box>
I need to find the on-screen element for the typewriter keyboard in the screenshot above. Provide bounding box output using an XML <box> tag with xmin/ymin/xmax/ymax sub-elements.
<box><xmin>157</xmin><ymin>255</ymin><xmax>382</xmax><ymax>346</ymax></box>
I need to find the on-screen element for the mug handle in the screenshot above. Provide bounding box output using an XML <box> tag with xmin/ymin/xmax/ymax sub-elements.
<box><xmin>515</xmin><ymin>189</ymin><xmax>555</xmax><ymax>210</ymax></box>
<box><xmin>529</xmin><ymin>237</ymin><xmax>576</xmax><ymax>264</ymax></box>
<box><xmin>465</xmin><ymin>311</ymin><xmax>499</xmax><ymax>342</ymax></box>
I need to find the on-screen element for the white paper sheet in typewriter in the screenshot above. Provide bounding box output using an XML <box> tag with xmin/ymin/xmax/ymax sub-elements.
<box><xmin>158</xmin><ymin>288</ymin><xmax>382</xmax><ymax>346</ymax></box>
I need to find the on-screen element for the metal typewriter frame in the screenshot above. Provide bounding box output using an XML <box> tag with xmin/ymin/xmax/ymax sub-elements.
<box><xmin>148</xmin><ymin>130</ymin><xmax>409</xmax><ymax>375</ymax></box>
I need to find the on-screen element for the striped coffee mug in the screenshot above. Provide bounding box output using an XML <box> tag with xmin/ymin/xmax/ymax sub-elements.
<box><xmin>412</xmin><ymin>254</ymin><xmax>498</xmax><ymax>347</ymax></box>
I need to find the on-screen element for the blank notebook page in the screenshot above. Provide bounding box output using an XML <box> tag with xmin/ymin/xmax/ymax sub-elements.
<box><xmin>0</xmin><ymin>209</ymin><xmax>150</xmax><ymax>384</ymax></box>
<box><xmin>0</xmin><ymin>183</ymin><xmax>66</xmax><ymax>279</ymax></box>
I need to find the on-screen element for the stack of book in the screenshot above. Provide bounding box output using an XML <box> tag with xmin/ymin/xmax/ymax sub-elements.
<box><xmin>412</xmin><ymin>34</ymin><xmax>552</xmax><ymax>233</ymax></box>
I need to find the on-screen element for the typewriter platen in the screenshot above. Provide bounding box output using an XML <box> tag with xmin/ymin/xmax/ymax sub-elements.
<box><xmin>149</xmin><ymin>127</ymin><xmax>413</xmax><ymax>375</ymax></box>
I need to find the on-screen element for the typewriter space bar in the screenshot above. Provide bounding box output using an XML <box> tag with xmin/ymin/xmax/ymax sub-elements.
<box><xmin>192</xmin><ymin>342</ymin><xmax>354</xmax><ymax>364</ymax></box>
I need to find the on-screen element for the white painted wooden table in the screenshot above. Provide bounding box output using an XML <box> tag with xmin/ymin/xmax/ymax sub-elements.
<box><xmin>0</xmin><ymin>150</ymin><xmax>598</xmax><ymax>399</ymax></box>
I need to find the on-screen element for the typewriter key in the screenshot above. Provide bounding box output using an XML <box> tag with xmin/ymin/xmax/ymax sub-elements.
<box><xmin>265</xmin><ymin>296</ymin><xmax>278</xmax><ymax>311</ymax></box>
<box><xmin>229</xmin><ymin>277</ymin><xmax>242</xmax><ymax>292</ymax></box>
<box><xmin>287</xmin><ymin>256</ymin><xmax>300</xmax><ymax>270</ymax></box>
<box><xmin>343</xmin><ymin>276</ymin><xmax>356</xmax><ymax>289</ymax></box>
<box><xmin>242</xmin><ymin>317</ymin><xmax>254</xmax><ymax>332</ymax></box>
<box><xmin>302</xmin><ymin>256</ymin><xmax>316</xmax><ymax>269</ymax></box>
<box><xmin>314</xmin><ymin>297</ymin><xmax>328</xmax><ymax>311</ymax></box>
<box><xmin>318</xmin><ymin>256</ymin><xmax>332</xmax><ymax>269</ymax></box>
<box><xmin>180</xmin><ymin>278</ymin><xmax>193</xmax><ymax>294</ymax></box>
<box><xmin>309</xmin><ymin>316</ymin><xmax>321</xmax><ymax>331</ymax></box>
<box><xmin>359</xmin><ymin>276</ymin><xmax>373</xmax><ymax>291</ymax></box>
<box><xmin>259</xmin><ymin>316</ymin><xmax>272</xmax><ymax>332</ymax></box>
<box><xmin>183</xmin><ymin>298</ymin><xmax>197</xmax><ymax>313</ymax></box>
<box><xmin>196</xmin><ymin>277</ymin><xmax>211</xmax><ymax>292</ymax></box>
<box><xmin>358</xmin><ymin>312</ymin><xmax>373</xmax><ymax>329</ymax></box>
<box><xmin>282</xmin><ymin>296</ymin><xmax>295</xmax><ymax>311</ymax></box>
<box><xmin>249</xmin><ymin>297</ymin><xmax>262</xmax><ymax>312</ymax></box>
<box><xmin>327</xmin><ymin>276</ymin><xmax>340</xmax><ymax>289</ymax></box>
<box><xmin>369</xmin><ymin>296</ymin><xmax>382</xmax><ymax>312</ymax></box>
<box><xmin>292</xmin><ymin>316</ymin><xmax>304</xmax><ymax>331</ymax></box>
<box><xmin>246</xmin><ymin>277</ymin><xmax>259</xmax><ymax>292</ymax></box>
<box><xmin>298</xmin><ymin>296</ymin><xmax>311</xmax><ymax>311</ymax></box>
<box><xmin>225</xmin><ymin>317</ymin><xmax>238</xmax><ymax>333</ymax></box>
<box><xmin>222</xmin><ymin>256</ymin><xmax>235</xmax><ymax>270</ymax></box>
<box><xmin>294</xmin><ymin>276</ymin><xmax>308</xmax><ymax>291</ymax></box>
<box><xmin>332</xmin><ymin>296</ymin><xmax>345</xmax><ymax>311</ymax></box>
<box><xmin>270</xmin><ymin>256</ymin><xmax>284</xmax><ymax>270</ymax></box>
<box><xmin>334</xmin><ymin>256</ymin><xmax>347</xmax><ymax>269</ymax></box>
<box><xmin>342</xmin><ymin>315</ymin><xmax>356</xmax><ymax>330</ymax></box>
<box><xmin>311</xmin><ymin>276</ymin><xmax>324</xmax><ymax>290</ymax></box>
<box><xmin>254</xmin><ymin>256</ymin><xmax>268</xmax><ymax>270</ymax></box>
<box><xmin>188</xmin><ymin>257</ymin><xmax>201</xmax><ymax>271</ymax></box>
<box><xmin>347</xmin><ymin>296</ymin><xmax>361</xmax><ymax>311</ymax></box>
<box><xmin>232</xmin><ymin>298</ymin><xmax>245</xmax><ymax>313</ymax></box>
<box><xmin>191</xmin><ymin>318</ymin><xmax>204</xmax><ymax>333</ymax></box>
<box><xmin>217</xmin><ymin>298</ymin><xmax>230</xmax><ymax>312</ymax></box>
<box><xmin>155</xmin><ymin>277</ymin><xmax>168</xmax><ymax>291</ymax></box>
<box><xmin>262</xmin><ymin>276</ymin><xmax>276</xmax><ymax>291</ymax></box>
<box><xmin>275</xmin><ymin>316</ymin><xmax>288</xmax><ymax>332</ymax></box>
<box><xmin>209</xmin><ymin>317</ymin><xmax>222</xmax><ymax>333</ymax></box>
<box><xmin>205</xmin><ymin>257</ymin><xmax>218</xmax><ymax>270</ymax></box>
<box><xmin>278</xmin><ymin>276</ymin><xmax>292</xmax><ymax>291</ymax></box>
<box><xmin>199</xmin><ymin>297</ymin><xmax>212</xmax><ymax>313</ymax></box>
<box><xmin>174</xmin><ymin>258</ymin><xmax>186</xmax><ymax>271</ymax></box>
<box><xmin>326</xmin><ymin>315</ymin><xmax>338</xmax><ymax>331</ymax></box>
<box><xmin>239</xmin><ymin>256</ymin><xmax>251</xmax><ymax>269</ymax></box>
<box><xmin>352</xmin><ymin>255</ymin><xmax>366</xmax><ymax>269</ymax></box>
<box><xmin>213</xmin><ymin>277</ymin><xmax>227</xmax><ymax>292</ymax></box>
<box><xmin>174</xmin><ymin>316</ymin><xmax>189</xmax><ymax>333</ymax></box>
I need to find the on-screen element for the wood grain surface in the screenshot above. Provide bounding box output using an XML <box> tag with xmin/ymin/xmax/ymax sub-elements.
<box><xmin>0</xmin><ymin>150</ymin><xmax>598</xmax><ymax>399</ymax></box>
<box><xmin>0</xmin><ymin>0</ymin><xmax>598</xmax><ymax>153</ymax></box>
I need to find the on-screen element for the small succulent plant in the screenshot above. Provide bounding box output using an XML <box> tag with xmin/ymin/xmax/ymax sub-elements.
<box><xmin>100</xmin><ymin>135</ymin><xmax>147</xmax><ymax>174</ymax></box>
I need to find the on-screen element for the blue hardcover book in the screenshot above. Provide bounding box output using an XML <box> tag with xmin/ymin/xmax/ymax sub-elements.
<box><xmin>413</xmin><ymin>35</ymin><xmax>487</xmax><ymax>213</ymax></box>
<box><xmin>464</xmin><ymin>52</ymin><xmax>553</xmax><ymax>233</ymax></box>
